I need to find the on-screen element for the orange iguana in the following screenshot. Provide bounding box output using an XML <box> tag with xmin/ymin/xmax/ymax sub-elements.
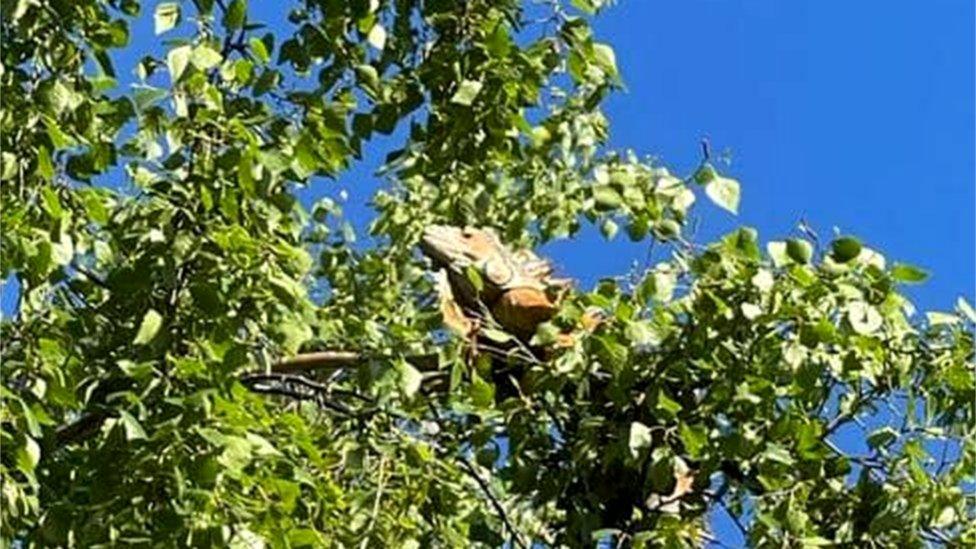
<box><xmin>419</xmin><ymin>225</ymin><xmax>598</xmax><ymax>347</ymax></box>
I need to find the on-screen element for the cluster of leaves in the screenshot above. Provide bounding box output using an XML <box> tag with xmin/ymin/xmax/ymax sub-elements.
<box><xmin>0</xmin><ymin>0</ymin><xmax>972</xmax><ymax>546</ymax></box>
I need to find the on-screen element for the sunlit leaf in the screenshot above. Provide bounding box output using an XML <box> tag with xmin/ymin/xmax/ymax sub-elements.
<box><xmin>133</xmin><ymin>309</ymin><xmax>163</xmax><ymax>345</ymax></box>
<box><xmin>118</xmin><ymin>410</ymin><xmax>147</xmax><ymax>440</ymax></box>
<box><xmin>367</xmin><ymin>24</ymin><xmax>387</xmax><ymax>50</ymax></box>
<box><xmin>451</xmin><ymin>79</ymin><xmax>483</xmax><ymax>106</ymax></box>
<box><xmin>704</xmin><ymin>176</ymin><xmax>740</xmax><ymax>214</ymax></box>
<box><xmin>890</xmin><ymin>263</ymin><xmax>929</xmax><ymax>283</ymax></box>
<box><xmin>628</xmin><ymin>421</ymin><xmax>652</xmax><ymax>459</ymax></box>
<box><xmin>831</xmin><ymin>236</ymin><xmax>862</xmax><ymax>263</ymax></box>
<box><xmin>154</xmin><ymin>2</ymin><xmax>180</xmax><ymax>35</ymax></box>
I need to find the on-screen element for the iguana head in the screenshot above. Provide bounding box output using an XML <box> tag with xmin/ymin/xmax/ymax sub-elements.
<box><xmin>420</xmin><ymin>225</ymin><xmax>498</xmax><ymax>269</ymax></box>
<box><xmin>421</xmin><ymin>225</ymin><xmax>548</xmax><ymax>291</ymax></box>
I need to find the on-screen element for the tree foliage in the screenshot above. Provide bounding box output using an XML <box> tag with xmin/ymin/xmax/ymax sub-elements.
<box><xmin>1</xmin><ymin>0</ymin><xmax>973</xmax><ymax>546</ymax></box>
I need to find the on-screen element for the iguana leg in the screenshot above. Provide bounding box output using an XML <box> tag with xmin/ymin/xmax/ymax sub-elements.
<box><xmin>434</xmin><ymin>269</ymin><xmax>475</xmax><ymax>338</ymax></box>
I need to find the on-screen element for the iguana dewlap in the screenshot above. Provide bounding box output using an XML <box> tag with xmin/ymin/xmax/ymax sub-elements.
<box><xmin>420</xmin><ymin>225</ymin><xmax>570</xmax><ymax>340</ymax></box>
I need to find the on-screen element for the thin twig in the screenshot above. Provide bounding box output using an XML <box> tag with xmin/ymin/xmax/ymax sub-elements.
<box><xmin>72</xmin><ymin>263</ymin><xmax>110</xmax><ymax>290</ymax></box>
<box><xmin>360</xmin><ymin>457</ymin><xmax>388</xmax><ymax>549</ymax></box>
<box><xmin>271</xmin><ymin>350</ymin><xmax>439</xmax><ymax>373</ymax></box>
<box><xmin>456</xmin><ymin>457</ymin><xmax>528</xmax><ymax>549</ymax></box>
<box><xmin>243</xmin><ymin>382</ymin><xmax>355</xmax><ymax>417</ymax></box>
<box><xmin>240</xmin><ymin>372</ymin><xmax>373</xmax><ymax>403</ymax></box>
<box><xmin>424</xmin><ymin>401</ymin><xmax>528</xmax><ymax>548</ymax></box>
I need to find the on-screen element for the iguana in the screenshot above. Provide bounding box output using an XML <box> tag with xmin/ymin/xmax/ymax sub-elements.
<box><xmin>419</xmin><ymin>225</ymin><xmax>597</xmax><ymax>346</ymax></box>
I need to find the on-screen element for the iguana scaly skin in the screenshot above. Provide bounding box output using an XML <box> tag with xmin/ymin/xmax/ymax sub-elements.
<box><xmin>420</xmin><ymin>225</ymin><xmax>572</xmax><ymax>340</ymax></box>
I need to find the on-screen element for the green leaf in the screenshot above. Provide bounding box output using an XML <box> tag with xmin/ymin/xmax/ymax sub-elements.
<box><xmin>890</xmin><ymin>263</ymin><xmax>928</xmax><ymax>283</ymax></box>
<box><xmin>223</xmin><ymin>0</ymin><xmax>246</xmax><ymax>30</ymax></box>
<box><xmin>252</xmin><ymin>68</ymin><xmax>280</xmax><ymax>96</ymax></box>
<box><xmin>655</xmin><ymin>390</ymin><xmax>682</xmax><ymax>418</ymax></box>
<box><xmin>154</xmin><ymin>2</ymin><xmax>181</xmax><ymax>35</ymax></box>
<box><xmin>847</xmin><ymin>301</ymin><xmax>882</xmax><ymax>335</ymax></box>
<box><xmin>694</xmin><ymin>164</ymin><xmax>717</xmax><ymax>184</ymax></box>
<box><xmin>530</xmin><ymin>322</ymin><xmax>562</xmax><ymax>347</ymax></box>
<box><xmin>600</xmin><ymin>218</ymin><xmax>618</xmax><ymax>240</ymax></box>
<box><xmin>934</xmin><ymin>506</ymin><xmax>958</xmax><ymax>528</ymax></box>
<box><xmin>957</xmin><ymin>297</ymin><xmax>976</xmax><ymax>324</ymax></box>
<box><xmin>704</xmin><ymin>176</ymin><xmax>740</xmax><ymax>214</ymax></box>
<box><xmin>44</xmin><ymin>116</ymin><xmax>75</xmax><ymax>148</ymax></box>
<box><xmin>763</xmin><ymin>443</ymin><xmax>795</xmax><ymax>466</ymax></box>
<box><xmin>16</xmin><ymin>436</ymin><xmax>40</xmax><ymax>474</ymax></box>
<box><xmin>482</xmin><ymin>328</ymin><xmax>512</xmax><ymax>344</ymax></box>
<box><xmin>288</xmin><ymin>530</ymin><xmax>325</xmax><ymax>546</ymax></box>
<box><xmin>767</xmin><ymin>241</ymin><xmax>792</xmax><ymax>267</ymax></box>
<box><xmin>572</xmin><ymin>0</ymin><xmax>603</xmax><ymax>14</ymax></box>
<box><xmin>592</xmin><ymin>42</ymin><xmax>618</xmax><ymax>79</ymax></box>
<box><xmin>397</xmin><ymin>360</ymin><xmax>423</xmax><ymax>399</ymax></box>
<box><xmin>652</xmin><ymin>219</ymin><xmax>681</xmax><ymax>241</ymax></box>
<box><xmin>450</xmin><ymin>79</ymin><xmax>483</xmax><ymax>106</ymax></box>
<box><xmin>191</xmin><ymin>46</ymin><xmax>223</xmax><ymax>70</ymax></box>
<box><xmin>1</xmin><ymin>152</ymin><xmax>17</xmax><ymax>180</ymax></box>
<box><xmin>354</xmin><ymin>64</ymin><xmax>380</xmax><ymax>95</ymax></box>
<box><xmin>37</xmin><ymin>146</ymin><xmax>54</xmax><ymax>179</ymax></box>
<box><xmin>628</xmin><ymin>421</ymin><xmax>653</xmax><ymax>459</ymax></box>
<box><xmin>679</xmin><ymin>424</ymin><xmax>708</xmax><ymax>459</ymax></box>
<box><xmin>741</xmin><ymin>302</ymin><xmax>762</xmax><ymax>320</ymax></box>
<box><xmin>133</xmin><ymin>309</ymin><xmax>163</xmax><ymax>345</ymax></box>
<box><xmin>367</xmin><ymin>24</ymin><xmax>387</xmax><ymax>50</ymax></box>
<box><xmin>625</xmin><ymin>320</ymin><xmax>659</xmax><ymax>346</ymax></box>
<box><xmin>866</xmin><ymin>426</ymin><xmax>898</xmax><ymax>449</ymax></box>
<box><xmin>593</xmin><ymin>185</ymin><xmax>622</xmax><ymax>211</ymax></box>
<box><xmin>926</xmin><ymin>311</ymin><xmax>959</xmax><ymax>326</ymax></box>
<box><xmin>249</xmin><ymin>36</ymin><xmax>270</xmax><ymax>63</ymax></box>
<box><xmin>469</xmin><ymin>373</ymin><xmax>495</xmax><ymax>407</ymax></box>
<box><xmin>786</xmin><ymin>238</ymin><xmax>813</xmax><ymax>264</ymax></box>
<box><xmin>830</xmin><ymin>236</ymin><xmax>862</xmax><ymax>263</ymax></box>
<box><xmin>167</xmin><ymin>45</ymin><xmax>191</xmax><ymax>82</ymax></box>
<box><xmin>132</xmin><ymin>85</ymin><xmax>169</xmax><ymax>111</ymax></box>
<box><xmin>40</xmin><ymin>187</ymin><xmax>63</xmax><ymax>219</ymax></box>
<box><xmin>626</xmin><ymin>216</ymin><xmax>649</xmax><ymax>241</ymax></box>
<box><xmin>464</xmin><ymin>265</ymin><xmax>484</xmax><ymax>293</ymax></box>
<box><xmin>118</xmin><ymin>410</ymin><xmax>148</xmax><ymax>440</ymax></box>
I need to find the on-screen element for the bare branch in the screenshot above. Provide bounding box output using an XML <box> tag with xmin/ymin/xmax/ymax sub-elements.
<box><xmin>55</xmin><ymin>410</ymin><xmax>110</xmax><ymax>448</ymax></box>
<box><xmin>456</xmin><ymin>456</ymin><xmax>529</xmax><ymax>549</ymax></box>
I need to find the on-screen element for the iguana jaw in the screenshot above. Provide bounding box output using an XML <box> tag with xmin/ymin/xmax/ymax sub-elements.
<box><xmin>419</xmin><ymin>225</ymin><xmax>472</xmax><ymax>272</ymax></box>
<box><xmin>420</xmin><ymin>225</ymin><xmax>508</xmax><ymax>277</ymax></box>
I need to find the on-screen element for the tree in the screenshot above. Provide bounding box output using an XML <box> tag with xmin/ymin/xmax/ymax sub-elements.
<box><xmin>1</xmin><ymin>0</ymin><xmax>972</xmax><ymax>546</ymax></box>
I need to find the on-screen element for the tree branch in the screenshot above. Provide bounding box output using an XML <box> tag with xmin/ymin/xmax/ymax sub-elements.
<box><xmin>456</xmin><ymin>456</ymin><xmax>528</xmax><ymax>549</ymax></box>
<box><xmin>270</xmin><ymin>350</ymin><xmax>440</xmax><ymax>374</ymax></box>
<box><xmin>55</xmin><ymin>410</ymin><xmax>110</xmax><ymax>447</ymax></box>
